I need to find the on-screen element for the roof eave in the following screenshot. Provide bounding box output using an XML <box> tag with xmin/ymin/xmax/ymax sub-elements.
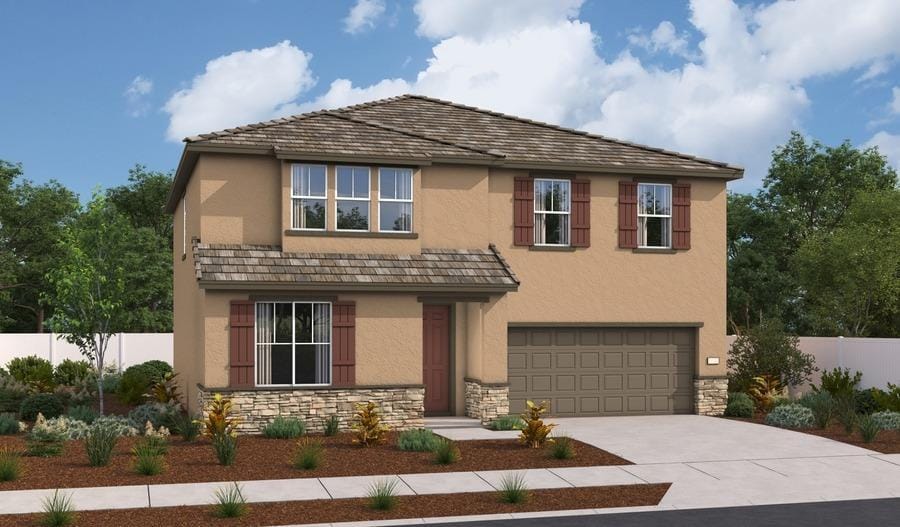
<box><xmin>495</xmin><ymin>160</ymin><xmax>744</xmax><ymax>180</ymax></box>
<box><xmin>197</xmin><ymin>280</ymin><xmax>518</xmax><ymax>294</ymax></box>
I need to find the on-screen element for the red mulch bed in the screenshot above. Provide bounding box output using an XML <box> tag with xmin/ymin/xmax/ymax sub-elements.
<box><xmin>726</xmin><ymin>415</ymin><xmax>900</xmax><ymax>454</ymax></box>
<box><xmin>0</xmin><ymin>432</ymin><xmax>630</xmax><ymax>490</ymax></box>
<box><xmin>0</xmin><ymin>484</ymin><xmax>671</xmax><ymax>527</ymax></box>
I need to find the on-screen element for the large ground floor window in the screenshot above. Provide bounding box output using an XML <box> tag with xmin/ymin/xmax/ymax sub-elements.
<box><xmin>255</xmin><ymin>301</ymin><xmax>331</xmax><ymax>386</ymax></box>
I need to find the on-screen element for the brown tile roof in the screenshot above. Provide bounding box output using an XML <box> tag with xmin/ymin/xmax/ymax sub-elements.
<box><xmin>185</xmin><ymin>95</ymin><xmax>742</xmax><ymax>177</ymax></box>
<box><xmin>193</xmin><ymin>243</ymin><xmax>519</xmax><ymax>292</ymax></box>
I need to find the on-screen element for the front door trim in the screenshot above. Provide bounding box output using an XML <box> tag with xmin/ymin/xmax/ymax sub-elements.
<box><xmin>423</xmin><ymin>304</ymin><xmax>452</xmax><ymax>415</ymax></box>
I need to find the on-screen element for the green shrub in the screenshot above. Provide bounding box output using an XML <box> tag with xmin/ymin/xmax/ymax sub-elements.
<box><xmin>26</xmin><ymin>422</ymin><xmax>65</xmax><ymax>457</ymax></box>
<box><xmin>727</xmin><ymin>319</ymin><xmax>815</xmax><ymax>392</ymax></box>
<box><xmin>0</xmin><ymin>385</ymin><xmax>27</xmax><ymax>415</ymax></box>
<box><xmin>132</xmin><ymin>440</ymin><xmax>165</xmax><ymax>476</ymax></box>
<box><xmin>262</xmin><ymin>416</ymin><xmax>305</xmax><ymax>439</ymax></box>
<box><xmin>834</xmin><ymin>398</ymin><xmax>858</xmax><ymax>434</ymax></box>
<box><xmin>432</xmin><ymin>438</ymin><xmax>460</xmax><ymax>465</ymax></box>
<box><xmin>53</xmin><ymin>360</ymin><xmax>93</xmax><ymax>386</ymax></box>
<box><xmin>367</xmin><ymin>478</ymin><xmax>399</xmax><ymax>510</ymax></box>
<box><xmin>765</xmin><ymin>403</ymin><xmax>814</xmax><ymax>429</ymax></box>
<box><xmin>20</xmin><ymin>393</ymin><xmax>64</xmax><ymax>421</ymax></box>
<box><xmin>124</xmin><ymin>360</ymin><xmax>172</xmax><ymax>383</ymax></box>
<box><xmin>490</xmin><ymin>414</ymin><xmax>524</xmax><ymax>431</ymax></box>
<box><xmin>498</xmin><ymin>473</ymin><xmax>529</xmax><ymax>504</ymax></box>
<box><xmin>0</xmin><ymin>413</ymin><xmax>21</xmax><ymax>435</ymax></box>
<box><xmin>7</xmin><ymin>356</ymin><xmax>54</xmax><ymax>389</ymax></box>
<box><xmin>396</xmin><ymin>428</ymin><xmax>440</xmax><ymax>452</ymax></box>
<box><xmin>84</xmin><ymin>424</ymin><xmax>119</xmax><ymax>467</ymax></box>
<box><xmin>40</xmin><ymin>489</ymin><xmax>75</xmax><ymax>527</ymax></box>
<box><xmin>871</xmin><ymin>411</ymin><xmax>900</xmax><ymax>431</ymax></box>
<box><xmin>127</xmin><ymin>402</ymin><xmax>176</xmax><ymax>429</ymax></box>
<box><xmin>549</xmin><ymin>436</ymin><xmax>575</xmax><ymax>459</ymax></box>
<box><xmin>169</xmin><ymin>412</ymin><xmax>200</xmax><ymax>442</ymax></box>
<box><xmin>872</xmin><ymin>384</ymin><xmax>900</xmax><ymax>412</ymax></box>
<box><xmin>855</xmin><ymin>388</ymin><xmax>882</xmax><ymax>415</ymax></box>
<box><xmin>213</xmin><ymin>482</ymin><xmax>247</xmax><ymax>518</ymax></box>
<box><xmin>858</xmin><ymin>414</ymin><xmax>881</xmax><ymax>443</ymax></box>
<box><xmin>0</xmin><ymin>448</ymin><xmax>20</xmax><ymax>481</ymax></box>
<box><xmin>324</xmin><ymin>414</ymin><xmax>340</xmax><ymax>436</ymax></box>
<box><xmin>813</xmin><ymin>368</ymin><xmax>861</xmax><ymax>402</ymax></box>
<box><xmin>724</xmin><ymin>392</ymin><xmax>754</xmax><ymax>418</ymax></box>
<box><xmin>117</xmin><ymin>361</ymin><xmax>172</xmax><ymax>405</ymax></box>
<box><xmin>799</xmin><ymin>391</ymin><xmax>835</xmax><ymax>428</ymax></box>
<box><xmin>292</xmin><ymin>438</ymin><xmax>324</xmax><ymax>470</ymax></box>
<box><xmin>101</xmin><ymin>372</ymin><xmax>121</xmax><ymax>394</ymax></box>
<box><xmin>212</xmin><ymin>433</ymin><xmax>237</xmax><ymax>466</ymax></box>
<box><xmin>66</xmin><ymin>405</ymin><xmax>98</xmax><ymax>425</ymax></box>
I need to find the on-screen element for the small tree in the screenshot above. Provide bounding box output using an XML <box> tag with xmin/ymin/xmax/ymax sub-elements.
<box><xmin>44</xmin><ymin>194</ymin><xmax>134</xmax><ymax>414</ymax></box>
<box><xmin>727</xmin><ymin>318</ymin><xmax>816</xmax><ymax>392</ymax></box>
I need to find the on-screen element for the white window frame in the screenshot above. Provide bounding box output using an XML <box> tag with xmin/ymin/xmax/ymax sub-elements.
<box><xmin>533</xmin><ymin>178</ymin><xmax>571</xmax><ymax>246</ymax></box>
<box><xmin>637</xmin><ymin>182</ymin><xmax>673</xmax><ymax>249</ymax></box>
<box><xmin>291</xmin><ymin>164</ymin><xmax>327</xmax><ymax>231</ymax></box>
<box><xmin>377</xmin><ymin>167</ymin><xmax>414</xmax><ymax>233</ymax></box>
<box><xmin>254</xmin><ymin>301</ymin><xmax>332</xmax><ymax>388</ymax></box>
<box><xmin>335</xmin><ymin>166</ymin><xmax>371</xmax><ymax>232</ymax></box>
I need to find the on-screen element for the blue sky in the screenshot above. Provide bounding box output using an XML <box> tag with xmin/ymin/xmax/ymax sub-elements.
<box><xmin>2</xmin><ymin>0</ymin><xmax>899</xmax><ymax>199</ymax></box>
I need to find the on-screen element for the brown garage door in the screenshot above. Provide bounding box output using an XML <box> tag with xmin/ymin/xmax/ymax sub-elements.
<box><xmin>508</xmin><ymin>326</ymin><xmax>695</xmax><ymax>416</ymax></box>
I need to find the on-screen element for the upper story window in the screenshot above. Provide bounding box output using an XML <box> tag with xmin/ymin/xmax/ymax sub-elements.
<box><xmin>379</xmin><ymin>168</ymin><xmax>413</xmax><ymax>232</ymax></box>
<box><xmin>292</xmin><ymin>164</ymin><xmax>326</xmax><ymax>230</ymax></box>
<box><xmin>638</xmin><ymin>183</ymin><xmax>672</xmax><ymax>248</ymax></box>
<box><xmin>534</xmin><ymin>178</ymin><xmax>570</xmax><ymax>246</ymax></box>
<box><xmin>255</xmin><ymin>301</ymin><xmax>331</xmax><ymax>386</ymax></box>
<box><xmin>336</xmin><ymin>166</ymin><xmax>370</xmax><ymax>231</ymax></box>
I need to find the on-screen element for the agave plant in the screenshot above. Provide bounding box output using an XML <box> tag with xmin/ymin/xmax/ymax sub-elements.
<box><xmin>747</xmin><ymin>375</ymin><xmax>783</xmax><ymax>412</ymax></box>
<box><xmin>518</xmin><ymin>400</ymin><xmax>555</xmax><ymax>449</ymax></box>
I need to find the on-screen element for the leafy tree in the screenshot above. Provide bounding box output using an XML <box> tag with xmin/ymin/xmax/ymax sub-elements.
<box><xmin>0</xmin><ymin>160</ymin><xmax>79</xmax><ymax>331</ymax></box>
<box><xmin>106</xmin><ymin>165</ymin><xmax>174</xmax><ymax>243</ymax></box>
<box><xmin>794</xmin><ymin>190</ymin><xmax>900</xmax><ymax>336</ymax></box>
<box><xmin>43</xmin><ymin>193</ymin><xmax>150</xmax><ymax>413</ymax></box>
<box><xmin>727</xmin><ymin>318</ymin><xmax>817</xmax><ymax>391</ymax></box>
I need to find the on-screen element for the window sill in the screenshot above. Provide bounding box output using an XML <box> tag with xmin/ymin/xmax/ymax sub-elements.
<box><xmin>284</xmin><ymin>230</ymin><xmax>418</xmax><ymax>239</ymax></box>
<box><xmin>529</xmin><ymin>245</ymin><xmax>577</xmax><ymax>252</ymax></box>
<box><xmin>633</xmin><ymin>248</ymin><xmax>677</xmax><ymax>254</ymax></box>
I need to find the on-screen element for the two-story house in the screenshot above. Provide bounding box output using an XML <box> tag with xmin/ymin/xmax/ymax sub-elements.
<box><xmin>166</xmin><ymin>95</ymin><xmax>743</xmax><ymax>432</ymax></box>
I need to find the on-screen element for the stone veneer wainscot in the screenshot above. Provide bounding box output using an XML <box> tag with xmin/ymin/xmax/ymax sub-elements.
<box><xmin>464</xmin><ymin>378</ymin><xmax>510</xmax><ymax>424</ymax></box>
<box><xmin>694</xmin><ymin>377</ymin><xmax>728</xmax><ymax>416</ymax></box>
<box><xmin>197</xmin><ymin>385</ymin><xmax>425</xmax><ymax>434</ymax></box>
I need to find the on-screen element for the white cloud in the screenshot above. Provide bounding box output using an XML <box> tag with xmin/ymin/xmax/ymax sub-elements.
<box><xmin>163</xmin><ymin>41</ymin><xmax>315</xmax><ymax>141</ymax></box>
<box><xmin>124</xmin><ymin>75</ymin><xmax>153</xmax><ymax>117</ymax></box>
<box><xmin>343</xmin><ymin>0</ymin><xmax>386</xmax><ymax>35</ymax></box>
<box><xmin>866</xmin><ymin>130</ymin><xmax>900</xmax><ymax>167</ymax></box>
<box><xmin>891</xmin><ymin>86</ymin><xmax>900</xmax><ymax>114</ymax></box>
<box><xmin>414</xmin><ymin>0</ymin><xmax>583</xmax><ymax>39</ymax></box>
<box><xmin>628</xmin><ymin>21</ymin><xmax>694</xmax><ymax>59</ymax></box>
<box><xmin>856</xmin><ymin>57</ymin><xmax>892</xmax><ymax>83</ymax></box>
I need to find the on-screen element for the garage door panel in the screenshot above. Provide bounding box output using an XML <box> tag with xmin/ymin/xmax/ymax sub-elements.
<box><xmin>508</xmin><ymin>326</ymin><xmax>695</xmax><ymax>417</ymax></box>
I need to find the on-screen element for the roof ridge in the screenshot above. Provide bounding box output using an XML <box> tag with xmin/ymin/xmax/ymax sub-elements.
<box><xmin>324</xmin><ymin>111</ymin><xmax>503</xmax><ymax>158</ymax></box>
<box><xmin>401</xmin><ymin>94</ymin><xmax>742</xmax><ymax>171</ymax></box>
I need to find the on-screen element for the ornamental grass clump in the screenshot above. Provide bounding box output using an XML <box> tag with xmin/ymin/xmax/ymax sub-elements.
<box><xmin>198</xmin><ymin>394</ymin><xmax>240</xmax><ymax>465</ymax></box>
<box><xmin>352</xmin><ymin>402</ymin><xmax>389</xmax><ymax>447</ymax></box>
<box><xmin>834</xmin><ymin>398</ymin><xmax>858</xmax><ymax>434</ymax></box>
<box><xmin>367</xmin><ymin>478</ymin><xmax>399</xmax><ymax>510</ymax></box>
<box><xmin>213</xmin><ymin>482</ymin><xmax>247</xmax><ymax>518</ymax></box>
<box><xmin>432</xmin><ymin>438</ymin><xmax>460</xmax><ymax>465</ymax></box>
<box><xmin>169</xmin><ymin>412</ymin><xmax>200</xmax><ymax>442</ymax></box>
<box><xmin>132</xmin><ymin>438</ymin><xmax>165</xmax><ymax>476</ymax></box>
<box><xmin>549</xmin><ymin>435</ymin><xmax>575</xmax><ymax>459</ymax></box>
<box><xmin>292</xmin><ymin>438</ymin><xmax>324</xmax><ymax>470</ymax></box>
<box><xmin>490</xmin><ymin>415</ymin><xmax>525</xmax><ymax>431</ymax></box>
<box><xmin>518</xmin><ymin>400</ymin><xmax>555</xmax><ymax>449</ymax></box>
<box><xmin>498</xmin><ymin>473</ymin><xmax>529</xmax><ymax>504</ymax></box>
<box><xmin>324</xmin><ymin>414</ymin><xmax>340</xmax><ymax>436</ymax></box>
<box><xmin>84</xmin><ymin>424</ymin><xmax>118</xmax><ymax>467</ymax></box>
<box><xmin>0</xmin><ymin>413</ymin><xmax>21</xmax><ymax>435</ymax></box>
<box><xmin>723</xmin><ymin>392</ymin><xmax>754</xmax><ymax>418</ymax></box>
<box><xmin>0</xmin><ymin>448</ymin><xmax>20</xmax><ymax>482</ymax></box>
<box><xmin>396</xmin><ymin>428</ymin><xmax>440</xmax><ymax>452</ymax></box>
<box><xmin>40</xmin><ymin>490</ymin><xmax>75</xmax><ymax>527</ymax></box>
<box><xmin>858</xmin><ymin>414</ymin><xmax>881</xmax><ymax>443</ymax></box>
<box><xmin>262</xmin><ymin>416</ymin><xmax>306</xmax><ymax>439</ymax></box>
<box><xmin>799</xmin><ymin>391</ymin><xmax>835</xmax><ymax>429</ymax></box>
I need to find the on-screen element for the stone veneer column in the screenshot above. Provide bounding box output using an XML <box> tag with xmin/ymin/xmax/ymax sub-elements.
<box><xmin>464</xmin><ymin>379</ymin><xmax>509</xmax><ymax>425</ymax></box>
<box><xmin>196</xmin><ymin>386</ymin><xmax>425</xmax><ymax>434</ymax></box>
<box><xmin>694</xmin><ymin>377</ymin><xmax>728</xmax><ymax>416</ymax></box>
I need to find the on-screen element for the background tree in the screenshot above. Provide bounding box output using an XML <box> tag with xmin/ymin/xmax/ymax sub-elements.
<box><xmin>106</xmin><ymin>164</ymin><xmax>174</xmax><ymax>243</ymax></box>
<box><xmin>0</xmin><ymin>160</ymin><xmax>79</xmax><ymax>331</ymax></box>
<box><xmin>44</xmin><ymin>193</ymin><xmax>149</xmax><ymax>413</ymax></box>
<box><xmin>727</xmin><ymin>318</ymin><xmax>817</xmax><ymax>391</ymax></box>
<box><xmin>794</xmin><ymin>189</ymin><xmax>900</xmax><ymax>336</ymax></box>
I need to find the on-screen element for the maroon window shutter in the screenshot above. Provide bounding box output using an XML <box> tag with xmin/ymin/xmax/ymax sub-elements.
<box><xmin>672</xmin><ymin>183</ymin><xmax>691</xmax><ymax>250</ymax></box>
<box><xmin>331</xmin><ymin>301</ymin><xmax>356</xmax><ymax>387</ymax></box>
<box><xmin>229</xmin><ymin>300</ymin><xmax>255</xmax><ymax>388</ymax></box>
<box><xmin>513</xmin><ymin>177</ymin><xmax>534</xmax><ymax>246</ymax></box>
<box><xmin>571</xmin><ymin>179</ymin><xmax>591</xmax><ymax>247</ymax></box>
<box><xmin>618</xmin><ymin>181</ymin><xmax>638</xmax><ymax>248</ymax></box>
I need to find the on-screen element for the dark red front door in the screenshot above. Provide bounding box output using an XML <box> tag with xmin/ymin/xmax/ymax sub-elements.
<box><xmin>423</xmin><ymin>305</ymin><xmax>451</xmax><ymax>414</ymax></box>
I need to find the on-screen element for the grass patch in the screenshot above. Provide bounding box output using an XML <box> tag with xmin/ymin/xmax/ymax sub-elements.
<box><xmin>548</xmin><ymin>436</ymin><xmax>575</xmax><ymax>459</ymax></box>
<box><xmin>498</xmin><ymin>473</ymin><xmax>529</xmax><ymax>504</ymax></box>
<box><xmin>213</xmin><ymin>482</ymin><xmax>247</xmax><ymax>518</ymax></box>
<box><xmin>432</xmin><ymin>438</ymin><xmax>460</xmax><ymax>465</ymax></box>
<box><xmin>489</xmin><ymin>415</ymin><xmax>524</xmax><ymax>431</ymax></box>
<box><xmin>292</xmin><ymin>438</ymin><xmax>324</xmax><ymax>470</ymax></box>
<box><xmin>262</xmin><ymin>416</ymin><xmax>305</xmax><ymax>439</ymax></box>
<box><xmin>367</xmin><ymin>478</ymin><xmax>399</xmax><ymax>510</ymax></box>
<box><xmin>132</xmin><ymin>441</ymin><xmax>165</xmax><ymax>476</ymax></box>
<box><xmin>0</xmin><ymin>448</ymin><xmax>20</xmax><ymax>482</ymax></box>
<box><xmin>84</xmin><ymin>425</ymin><xmax>119</xmax><ymax>467</ymax></box>
<box><xmin>324</xmin><ymin>415</ymin><xmax>340</xmax><ymax>436</ymax></box>
<box><xmin>396</xmin><ymin>428</ymin><xmax>441</xmax><ymax>452</ymax></box>
<box><xmin>40</xmin><ymin>489</ymin><xmax>75</xmax><ymax>527</ymax></box>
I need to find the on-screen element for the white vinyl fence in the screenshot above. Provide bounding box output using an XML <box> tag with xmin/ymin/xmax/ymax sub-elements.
<box><xmin>0</xmin><ymin>333</ymin><xmax>172</xmax><ymax>371</ymax></box>
<box><xmin>726</xmin><ymin>335</ymin><xmax>900</xmax><ymax>392</ymax></box>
